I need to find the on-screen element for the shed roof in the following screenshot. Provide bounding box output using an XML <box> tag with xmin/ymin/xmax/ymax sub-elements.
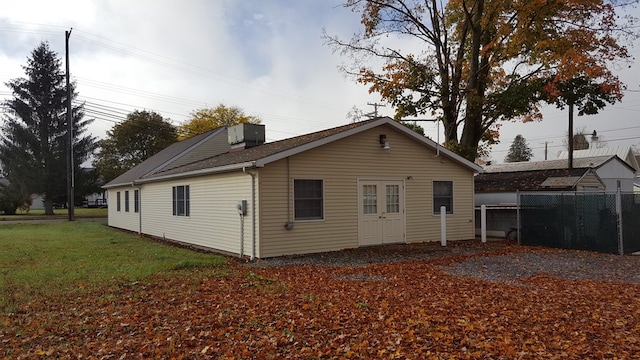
<box><xmin>475</xmin><ymin>168</ymin><xmax>596</xmax><ymax>192</ymax></box>
<box><xmin>483</xmin><ymin>155</ymin><xmax>620</xmax><ymax>173</ymax></box>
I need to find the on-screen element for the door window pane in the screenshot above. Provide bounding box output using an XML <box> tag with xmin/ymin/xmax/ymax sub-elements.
<box><xmin>363</xmin><ymin>185</ymin><xmax>377</xmax><ymax>214</ymax></box>
<box><xmin>386</xmin><ymin>185</ymin><xmax>399</xmax><ymax>213</ymax></box>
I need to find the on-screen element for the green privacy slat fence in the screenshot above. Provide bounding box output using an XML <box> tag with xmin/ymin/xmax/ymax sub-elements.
<box><xmin>518</xmin><ymin>192</ymin><xmax>640</xmax><ymax>255</ymax></box>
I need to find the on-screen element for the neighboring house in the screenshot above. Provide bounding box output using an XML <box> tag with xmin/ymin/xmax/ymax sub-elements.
<box><xmin>473</xmin><ymin>156</ymin><xmax>633</xmax><ymax>237</ymax></box>
<box><xmin>104</xmin><ymin>117</ymin><xmax>482</xmax><ymax>259</ymax></box>
<box><xmin>557</xmin><ymin>147</ymin><xmax>639</xmax><ymax>187</ymax></box>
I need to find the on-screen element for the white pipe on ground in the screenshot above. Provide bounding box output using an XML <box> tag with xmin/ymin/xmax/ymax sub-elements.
<box><xmin>440</xmin><ymin>206</ymin><xmax>446</xmax><ymax>246</ymax></box>
<box><xmin>481</xmin><ymin>204</ymin><xmax>487</xmax><ymax>243</ymax></box>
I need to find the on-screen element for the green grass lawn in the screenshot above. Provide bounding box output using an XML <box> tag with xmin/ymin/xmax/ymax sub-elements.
<box><xmin>0</xmin><ymin>207</ymin><xmax>108</xmax><ymax>221</ymax></box>
<box><xmin>0</xmin><ymin>221</ymin><xmax>228</xmax><ymax>312</ymax></box>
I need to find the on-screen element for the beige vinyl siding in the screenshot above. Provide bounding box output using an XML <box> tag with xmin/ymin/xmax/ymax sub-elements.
<box><xmin>140</xmin><ymin>172</ymin><xmax>257</xmax><ymax>256</ymax></box>
<box><xmin>107</xmin><ymin>187</ymin><xmax>140</xmax><ymax>233</ymax></box>
<box><xmin>258</xmin><ymin>124</ymin><xmax>476</xmax><ymax>257</ymax></box>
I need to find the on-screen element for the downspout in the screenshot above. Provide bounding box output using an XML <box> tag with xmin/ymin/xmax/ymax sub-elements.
<box><xmin>243</xmin><ymin>164</ymin><xmax>257</xmax><ymax>260</ymax></box>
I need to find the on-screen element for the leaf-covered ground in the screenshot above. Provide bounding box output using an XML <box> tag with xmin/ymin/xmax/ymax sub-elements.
<box><xmin>2</xmin><ymin>245</ymin><xmax>640</xmax><ymax>359</ymax></box>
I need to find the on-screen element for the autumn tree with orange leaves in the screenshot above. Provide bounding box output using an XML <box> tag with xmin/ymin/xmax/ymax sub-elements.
<box><xmin>326</xmin><ymin>0</ymin><xmax>639</xmax><ymax>160</ymax></box>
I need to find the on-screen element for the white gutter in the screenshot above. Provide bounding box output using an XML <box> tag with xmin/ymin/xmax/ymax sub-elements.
<box><xmin>127</xmin><ymin>161</ymin><xmax>256</xmax><ymax>186</ymax></box>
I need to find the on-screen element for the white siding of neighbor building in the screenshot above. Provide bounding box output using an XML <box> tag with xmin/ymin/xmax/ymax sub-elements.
<box><xmin>107</xmin><ymin>186</ymin><xmax>140</xmax><ymax>233</ymax></box>
<box><xmin>475</xmin><ymin>192</ymin><xmax>518</xmax><ymax>206</ymax></box>
<box><xmin>257</xmin><ymin>124</ymin><xmax>476</xmax><ymax>258</ymax></box>
<box><xmin>138</xmin><ymin>172</ymin><xmax>257</xmax><ymax>257</ymax></box>
<box><xmin>595</xmin><ymin>159</ymin><xmax>635</xmax><ymax>191</ymax></box>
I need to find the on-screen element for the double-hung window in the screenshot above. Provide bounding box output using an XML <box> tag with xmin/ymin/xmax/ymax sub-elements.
<box><xmin>433</xmin><ymin>181</ymin><xmax>453</xmax><ymax>214</ymax></box>
<box><xmin>294</xmin><ymin>179</ymin><xmax>323</xmax><ymax>220</ymax></box>
<box><xmin>134</xmin><ymin>190</ymin><xmax>139</xmax><ymax>213</ymax></box>
<box><xmin>172</xmin><ymin>185</ymin><xmax>190</xmax><ymax>216</ymax></box>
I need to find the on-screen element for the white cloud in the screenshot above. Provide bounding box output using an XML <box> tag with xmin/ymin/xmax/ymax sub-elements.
<box><xmin>0</xmin><ymin>0</ymin><xmax>638</xmax><ymax>161</ymax></box>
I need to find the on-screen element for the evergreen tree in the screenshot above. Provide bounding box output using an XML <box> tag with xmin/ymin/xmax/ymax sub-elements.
<box><xmin>0</xmin><ymin>42</ymin><xmax>97</xmax><ymax>215</ymax></box>
<box><xmin>504</xmin><ymin>134</ymin><xmax>533</xmax><ymax>163</ymax></box>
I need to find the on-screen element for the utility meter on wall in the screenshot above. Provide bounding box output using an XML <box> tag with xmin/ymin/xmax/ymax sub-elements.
<box><xmin>237</xmin><ymin>200</ymin><xmax>247</xmax><ymax>215</ymax></box>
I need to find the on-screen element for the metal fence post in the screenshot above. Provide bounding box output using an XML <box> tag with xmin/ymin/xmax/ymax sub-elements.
<box><xmin>616</xmin><ymin>188</ymin><xmax>624</xmax><ymax>255</ymax></box>
<box><xmin>516</xmin><ymin>190</ymin><xmax>520</xmax><ymax>245</ymax></box>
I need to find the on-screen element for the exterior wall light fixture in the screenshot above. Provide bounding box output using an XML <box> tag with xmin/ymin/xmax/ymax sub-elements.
<box><xmin>379</xmin><ymin>134</ymin><xmax>390</xmax><ymax>150</ymax></box>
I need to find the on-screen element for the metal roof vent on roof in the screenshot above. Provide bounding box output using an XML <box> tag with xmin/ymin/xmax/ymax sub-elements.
<box><xmin>228</xmin><ymin>123</ymin><xmax>265</xmax><ymax>150</ymax></box>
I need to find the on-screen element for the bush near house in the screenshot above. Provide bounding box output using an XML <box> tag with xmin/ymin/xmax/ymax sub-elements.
<box><xmin>0</xmin><ymin>184</ymin><xmax>31</xmax><ymax>215</ymax></box>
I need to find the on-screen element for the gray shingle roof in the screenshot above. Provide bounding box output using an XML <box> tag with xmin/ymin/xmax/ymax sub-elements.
<box><xmin>483</xmin><ymin>156</ymin><xmax>616</xmax><ymax>173</ymax></box>
<box><xmin>144</xmin><ymin>119</ymin><xmax>380</xmax><ymax>180</ymax></box>
<box><xmin>475</xmin><ymin>168</ymin><xmax>593</xmax><ymax>192</ymax></box>
<box><xmin>104</xmin><ymin>128</ymin><xmax>224</xmax><ymax>188</ymax></box>
<box><xmin>105</xmin><ymin>117</ymin><xmax>482</xmax><ymax>187</ymax></box>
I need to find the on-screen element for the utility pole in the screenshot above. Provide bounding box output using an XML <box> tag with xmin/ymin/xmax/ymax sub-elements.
<box><xmin>539</xmin><ymin>141</ymin><xmax>553</xmax><ymax>160</ymax></box>
<box><xmin>568</xmin><ymin>102</ymin><xmax>574</xmax><ymax>169</ymax></box>
<box><xmin>66</xmin><ymin>28</ymin><xmax>74</xmax><ymax>221</ymax></box>
<box><xmin>366</xmin><ymin>102</ymin><xmax>386</xmax><ymax>118</ymax></box>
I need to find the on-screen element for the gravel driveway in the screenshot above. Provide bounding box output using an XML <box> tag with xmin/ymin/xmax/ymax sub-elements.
<box><xmin>251</xmin><ymin>239</ymin><xmax>640</xmax><ymax>284</ymax></box>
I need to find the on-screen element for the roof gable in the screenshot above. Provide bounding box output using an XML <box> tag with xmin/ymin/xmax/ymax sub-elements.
<box><xmin>133</xmin><ymin>117</ymin><xmax>482</xmax><ymax>183</ymax></box>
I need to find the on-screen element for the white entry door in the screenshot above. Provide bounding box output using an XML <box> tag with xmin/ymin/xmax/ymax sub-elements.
<box><xmin>358</xmin><ymin>180</ymin><xmax>405</xmax><ymax>246</ymax></box>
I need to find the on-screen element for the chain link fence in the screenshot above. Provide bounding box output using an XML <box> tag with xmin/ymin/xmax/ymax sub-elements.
<box><xmin>518</xmin><ymin>192</ymin><xmax>640</xmax><ymax>255</ymax></box>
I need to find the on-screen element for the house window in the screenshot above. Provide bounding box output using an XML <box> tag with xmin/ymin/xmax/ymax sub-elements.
<box><xmin>294</xmin><ymin>179</ymin><xmax>323</xmax><ymax>220</ymax></box>
<box><xmin>116</xmin><ymin>191</ymin><xmax>121</xmax><ymax>212</ymax></box>
<box><xmin>124</xmin><ymin>191</ymin><xmax>130</xmax><ymax>212</ymax></box>
<box><xmin>134</xmin><ymin>190</ymin><xmax>139</xmax><ymax>213</ymax></box>
<box><xmin>172</xmin><ymin>185</ymin><xmax>190</xmax><ymax>216</ymax></box>
<box><xmin>433</xmin><ymin>181</ymin><xmax>453</xmax><ymax>214</ymax></box>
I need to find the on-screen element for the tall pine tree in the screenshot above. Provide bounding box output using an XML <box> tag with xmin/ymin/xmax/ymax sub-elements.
<box><xmin>504</xmin><ymin>134</ymin><xmax>533</xmax><ymax>163</ymax></box>
<box><xmin>0</xmin><ymin>41</ymin><xmax>96</xmax><ymax>215</ymax></box>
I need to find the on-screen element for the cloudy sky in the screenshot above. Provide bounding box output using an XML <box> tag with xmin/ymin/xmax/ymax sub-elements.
<box><xmin>1</xmin><ymin>0</ymin><xmax>639</xmax><ymax>164</ymax></box>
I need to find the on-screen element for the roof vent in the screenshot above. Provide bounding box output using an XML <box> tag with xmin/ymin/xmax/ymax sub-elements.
<box><xmin>228</xmin><ymin>123</ymin><xmax>265</xmax><ymax>149</ymax></box>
